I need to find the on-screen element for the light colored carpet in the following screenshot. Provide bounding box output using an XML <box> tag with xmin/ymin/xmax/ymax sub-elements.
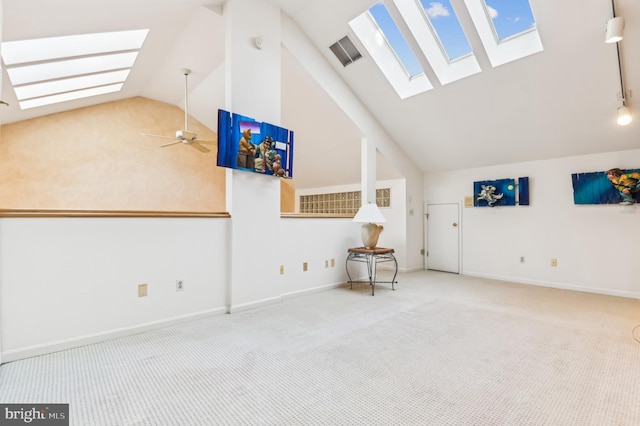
<box><xmin>1</xmin><ymin>270</ymin><xmax>639</xmax><ymax>425</ymax></box>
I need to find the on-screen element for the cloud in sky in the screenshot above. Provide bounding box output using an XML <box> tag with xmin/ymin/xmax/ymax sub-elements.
<box><xmin>426</xmin><ymin>2</ymin><xmax>450</xmax><ymax>19</ymax></box>
<box><xmin>487</xmin><ymin>5</ymin><xmax>498</xmax><ymax>19</ymax></box>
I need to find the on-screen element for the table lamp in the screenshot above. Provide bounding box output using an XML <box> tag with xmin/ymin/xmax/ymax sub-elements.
<box><xmin>353</xmin><ymin>202</ymin><xmax>386</xmax><ymax>249</ymax></box>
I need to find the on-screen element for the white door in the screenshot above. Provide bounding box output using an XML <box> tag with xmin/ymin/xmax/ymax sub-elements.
<box><xmin>425</xmin><ymin>203</ymin><xmax>460</xmax><ymax>273</ymax></box>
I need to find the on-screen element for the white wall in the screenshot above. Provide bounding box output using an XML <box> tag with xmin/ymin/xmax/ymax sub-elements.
<box><xmin>0</xmin><ymin>213</ymin><xmax>377</xmax><ymax>362</ymax></box>
<box><xmin>425</xmin><ymin>148</ymin><xmax>640</xmax><ymax>299</ymax></box>
<box><xmin>279</xmin><ymin>218</ymin><xmax>362</xmax><ymax>296</ymax></box>
<box><xmin>295</xmin><ymin>179</ymin><xmax>414</xmax><ymax>271</ymax></box>
<box><xmin>0</xmin><ymin>218</ymin><xmax>230</xmax><ymax>362</ymax></box>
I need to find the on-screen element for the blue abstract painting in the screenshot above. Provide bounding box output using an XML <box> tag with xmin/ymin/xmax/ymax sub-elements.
<box><xmin>572</xmin><ymin>168</ymin><xmax>640</xmax><ymax>204</ymax></box>
<box><xmin>519</xmin><ymin>177</ymin><xmax>530</xmax><ymax>205</ymax></box>
<box><xmin>474</xmin><ymin>177</ymin><xmax>530</xmax><ymax>207</ymax></box>
<box><xmin>474</xmin><ymin>178</ymin><xmax>516</xmax><ymax>207</ymax></box>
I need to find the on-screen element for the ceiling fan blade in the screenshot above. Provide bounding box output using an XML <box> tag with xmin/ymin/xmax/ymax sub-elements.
<box><xmin>142</xmin><ymin>132</ymin><xmax>178</xmax><ymax>140</ymax></box>
<box><xmin>189</xmin><ymin>142</ymin><xmax>211</xmax><ymax>153</ymax></box>
<box><xmin>193</xmin><ymin>139</ymin><xmax>215</xmax><ymax>145</ymax></box>
<box><xmin>160</xmin><ymin>139</ymin><xmax>182</xmax><ymax>147</ymax></box>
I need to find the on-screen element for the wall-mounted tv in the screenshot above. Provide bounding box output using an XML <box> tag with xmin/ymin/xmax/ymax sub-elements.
<box><xmin>217</xmin><ymin>109</ymin><xmax>294</xmax><ymax>178</ymax></box>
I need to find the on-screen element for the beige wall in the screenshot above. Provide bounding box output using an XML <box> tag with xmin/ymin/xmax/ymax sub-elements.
<box><xmin>0</xmin><ymin>97</ymin><xmax>226</xmax><ymax>212</ymax></box>
<box><xmin>280</xmin><ymin>179</ymin><xmax>295</xmax><ymax>212</ymax></box>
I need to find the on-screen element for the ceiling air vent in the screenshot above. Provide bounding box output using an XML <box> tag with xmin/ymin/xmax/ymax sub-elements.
<box><xmin>329</xmin><ymin>36</ymin><xmax>362</xmax><ymax>67</ymax></box>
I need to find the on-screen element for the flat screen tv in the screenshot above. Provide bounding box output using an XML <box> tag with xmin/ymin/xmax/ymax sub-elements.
<box><xmin>217</xmin><ymin>109</ymin><xmax>294</xmax><ymax>178</ymax></box>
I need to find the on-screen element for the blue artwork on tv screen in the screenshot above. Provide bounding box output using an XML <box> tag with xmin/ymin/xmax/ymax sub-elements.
<box><xmin>217</xmin><ymin>109</ymin><xmax>294</xmax><ymax>178</ymax></box>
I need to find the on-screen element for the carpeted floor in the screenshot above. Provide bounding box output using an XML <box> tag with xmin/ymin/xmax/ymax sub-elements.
<box><xmin>1</xmin><ymin>270</ymin><xmax>639</xmax><ymax>425</ymax></box>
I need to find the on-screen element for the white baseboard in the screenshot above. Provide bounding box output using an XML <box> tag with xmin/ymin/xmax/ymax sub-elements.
<box><xmin>1</xmin><ymin>307</ymin><xmax>227</xmax><ymax>364</ymax></box>
<box><xmin>464</xmin><ymin>271</ymin><xmax>640</xmax><ymax>300</ymax></box>
<box><xmin>401</xmin><ymin>265</ymin><xmax>424</xmax><ymax>273</ymax></box>
<box><xmin>229</xmin><ymin>295</ymin><xmax>282</xmax><ymax>313</ymax></box>
<box><xmin>281</xmin><ymin>281</ymin><xmax>344</xmax><ymax>300</ymax></box>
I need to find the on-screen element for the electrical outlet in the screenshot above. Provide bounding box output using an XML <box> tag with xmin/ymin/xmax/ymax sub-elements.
<box><xmin>551</xmin><ymin>259</ymin><xmax>558</xmax><ymax>267</ymax></box>
<box><xmin>331</xmin><ymin>258</ymin><xmax>335</xmax><ymax>267</ymax></box>
<box><xmin>138</xmin><ymin>283</ymin><xmax>148</xmax><ymax>297</ymax></box>
<box><xmin>176</xmin><ymin>279</ymin><xmax>184</xmax><ymax>291</ymax></box>
<box><xmin>325</xmin><ymin>260</ymin><xmax>329</xmax><ymax>268</ymax></box>
<box><xmin>520</xmin><ymin>256</ymin><xmax>525</xmax><ymax>263</ymax></box>
<box><xmin>280</xmin><ymin>265</ymin><xmax>284</xmax><ymax>275</ymax></box>
<box><xmin>303</xmin><ymin>262</ymin><xmax>308</xmax><ymax>271</ymax></box>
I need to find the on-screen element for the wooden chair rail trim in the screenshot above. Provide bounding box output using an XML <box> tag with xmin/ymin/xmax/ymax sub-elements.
<box><xmin>0</xmin><ymin>210</ymin><xmax>356</xmax><ymax>219</ymax></box>
<box><xmin>0</xmin><ymin>209</ymin><xmax>231</xmax><ymax>218</ymax></box>
<box><xmin>280</xmin><ymin>213</ymin><xmax>355</xmax><ymax>219</ymax></box>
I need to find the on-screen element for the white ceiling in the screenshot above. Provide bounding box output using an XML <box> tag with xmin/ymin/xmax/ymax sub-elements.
<box><xmin>1</xmin><ymin>0</ymin><xmax>638</xmax><ymax>189</ymax></box>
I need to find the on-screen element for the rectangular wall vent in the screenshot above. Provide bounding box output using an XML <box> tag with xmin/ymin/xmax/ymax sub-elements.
<box><xmin>329</xmin><ymin>36</ymin><xmax>362</xmax><ymax>67</ymax></box>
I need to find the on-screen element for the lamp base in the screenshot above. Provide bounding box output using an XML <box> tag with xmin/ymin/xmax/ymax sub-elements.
<box><xmin>361</xmin><ymin>223</ymin><xmax>384</xmax><ymax>249</ymax></box>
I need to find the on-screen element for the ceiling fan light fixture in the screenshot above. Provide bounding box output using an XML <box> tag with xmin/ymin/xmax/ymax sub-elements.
<box><xmin>617</xmin><ymin>105</ymin><xmax>632</xmax><ymax>126</ymax></box>
<box><xmin>176</xmin><ymin>130</ymin><xmax>197</xmax><ymax>141</ymax></box>
<box><xmin>605</xmin><ymin>16</ymin><xmax>624</xmax><ymax>43</ymax></box>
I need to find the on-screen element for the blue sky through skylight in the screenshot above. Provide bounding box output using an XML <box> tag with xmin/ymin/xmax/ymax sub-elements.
<box><xmin>419</xmin><ymin>0</ymin><xmax>471</xmax><ymax>61</ymax></box>
<box><xmin>369</xmin><ymin>3</ymin><xmax>423</xmax><ymax>77</ymax></box>
<box><xmin>484</xmin><ymin>0</ymin><xmax>536</xmax><ymax>40</ymax></box>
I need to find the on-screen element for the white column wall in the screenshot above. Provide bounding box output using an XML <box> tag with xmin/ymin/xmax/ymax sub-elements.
<box><xmin>361</xmin><ymin>139</ymin><xmax>376</xmax><ymax>204</ymax></box>
<box><xmin>224</xmin><ymin>0</ymin><xmax>283</xmax><ymax>311</ymax></box>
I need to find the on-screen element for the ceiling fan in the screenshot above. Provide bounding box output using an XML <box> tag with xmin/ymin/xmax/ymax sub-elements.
<box><xmin>142</xmin><ymin>68</ymin><xmax>214</xmax><ymax>153</ymax></box>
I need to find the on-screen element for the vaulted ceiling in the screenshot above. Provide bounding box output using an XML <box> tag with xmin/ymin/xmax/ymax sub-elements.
<box><xmin>1</xmin><ymin>0</ymin><xmax>638</xmax><ymax>189</ymax></box>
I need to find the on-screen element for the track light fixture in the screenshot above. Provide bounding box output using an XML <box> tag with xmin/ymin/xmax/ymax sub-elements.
<box><xmin>606</xmin><ymin>0</ymin><xmax>631</xmax><ymax>126</ymax></box>
<box><xmin>605</xmin><ymin>16</ymin><xmax>624</xmax><ymax>43</ymax></box>
<box><xmin>617</xmin><ymin>106</ymin><xmax>632</xmax><ymax>126</ymax></box>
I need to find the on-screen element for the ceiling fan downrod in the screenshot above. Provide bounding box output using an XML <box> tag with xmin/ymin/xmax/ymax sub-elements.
<box><xmin>182</xmin><ymin>68</ymin><xmax>191</xmax><ymax>131</ymax></box>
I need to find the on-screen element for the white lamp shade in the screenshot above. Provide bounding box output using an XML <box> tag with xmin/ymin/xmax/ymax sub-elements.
<box><xmin>353</xmin><ymin>202</ymin><xmax>386</xmax><ymax>223</ymax></box>
<box><xmin>605</xmin><ymin>17</ymin><xmax>624</xmax><ymax>43</ymax></box>
<box><xmin>617</xmin><ymin>106</ymin><xmax>632</xmax><ymax>126</ymax></box>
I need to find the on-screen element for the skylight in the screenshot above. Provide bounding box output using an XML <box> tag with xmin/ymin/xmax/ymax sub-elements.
<box><xmin>419</xmin><ymin>0</ymin><xmax>472</xmax><ymax>61</ymax></box>
<box><xmin>465</xmin><ymin>0</ymin><xmax>542</xmax><ymax>67</ymax></box>
<box><xmin>394</xmin><ymin>0</ymin><xmax>481</xmax><ymax>85</ymax></box>
<box><xmin>13</xmin><ymin>70</ymin><xmax>131</xmax><ymax>101</ymax></box>
<box><xmin>1</xmin><ymin>29</ymin><xmax>149</xmax><ymax>110</ymax></box>
<box><xmin>483</xmin><ymin>0</ymin><xmax>536</xmax><ymax>41</ymax></box>
<box><xmin>6</xmin><ymin>53</ymin><xmax>139</xmax><ymax>86</ymax></box>
<box><xmin>19</xmin><ymin>84</ymin><xmax>125</xmax><ymax>110</ymax></box>
<box><xmin>350</xmin><ymin>0</ymin><xmax>543</xmax><ymax>95</ymax></box>
<box><xmin>368</xmin><ymin>3</ymin><xmax>423</xmax><ymax>77</ymax></box>
<box><xmin>349</xmin><ymin>3</ymin><xmax>432</xmax><ymax>99</ymax></box>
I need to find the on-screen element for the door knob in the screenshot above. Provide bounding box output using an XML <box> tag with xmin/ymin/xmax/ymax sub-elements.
<box><xmin>452</xmin><ymin>223</ymin><xmax>458</xmax><ymax>227</ymax></box>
